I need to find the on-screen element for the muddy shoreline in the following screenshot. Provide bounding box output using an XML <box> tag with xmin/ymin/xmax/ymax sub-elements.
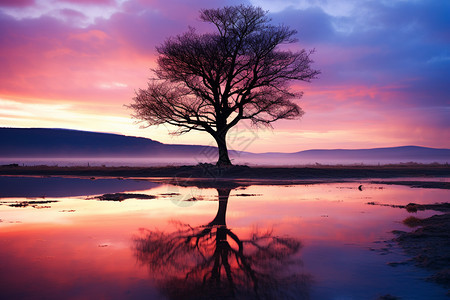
<box><xmin>1</xmin><ymin>164</ymin><xmax>449</xmax><ymax>181</ymax></box>
<box><xmin>389</xmin><ymin>203</ymin><xmax>450</xmax><ymax>295</ymax></box>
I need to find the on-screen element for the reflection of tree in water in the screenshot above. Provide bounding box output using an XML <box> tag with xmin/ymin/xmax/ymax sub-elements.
<box><xmin>133</xmin><ymin>188</ymin><xmax>312</xmax><ymax>299</ymax></box>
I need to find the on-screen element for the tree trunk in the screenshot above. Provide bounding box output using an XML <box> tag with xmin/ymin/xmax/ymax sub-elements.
<box><xmin>214</xmin><ymin>133</ymin><xmax>232</xmax><ymax>166</ymax></box>
<box><xmin>209</xmin><ymin>188</ymin><xmax>231</xmax><ymax>226</ymax></box>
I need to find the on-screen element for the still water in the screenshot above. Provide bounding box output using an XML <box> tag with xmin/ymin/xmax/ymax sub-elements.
<box><xmin>0</xmin><ymin>176</ymin><xmax>448</xmax><ymax>299</ymax></box>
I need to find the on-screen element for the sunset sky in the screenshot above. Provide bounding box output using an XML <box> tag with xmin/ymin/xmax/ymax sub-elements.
<box><xmin>1</xmin><ymin>0</ymin><xmax>449</xmax><ymax>153</ymax></box>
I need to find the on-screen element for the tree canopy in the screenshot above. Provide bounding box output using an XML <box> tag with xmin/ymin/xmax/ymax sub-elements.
<box><xmin>129</xmin><ymin>5</ymin><xmax>319</xmax><ymax>165</ymax></box>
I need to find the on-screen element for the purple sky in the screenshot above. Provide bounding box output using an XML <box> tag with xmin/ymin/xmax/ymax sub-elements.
<box><xmin>0</xmin><ymin>0</ymin><xmax>449</xmax><ymax>152</ymax></box>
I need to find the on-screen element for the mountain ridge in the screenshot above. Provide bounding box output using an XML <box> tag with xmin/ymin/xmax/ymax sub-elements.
<box><xmin>1</xmin><ymin>128</ymin><xmax>449</xmax><ymax>164</ymax></box>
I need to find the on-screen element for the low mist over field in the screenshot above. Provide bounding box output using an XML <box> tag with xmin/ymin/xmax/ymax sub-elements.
<box><xmin>2</xmin><ymin>128</ymin><xmax>448</xmax><ymax>166</ymax></box>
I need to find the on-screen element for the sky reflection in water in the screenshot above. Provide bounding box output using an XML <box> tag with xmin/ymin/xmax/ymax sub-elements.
<box><xmin>0</xmin><ymin>177</ymin><xmax>448</xmax><ymax>299</ymax></box>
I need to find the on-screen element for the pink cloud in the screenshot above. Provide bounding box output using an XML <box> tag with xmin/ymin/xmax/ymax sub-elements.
<box><xmin>0</xmin><ymin>0</ymin><xmax>34</xmax><ymax>7</ymax></box>
<box><xmin>0</xmin><ymin>0</ymin><xmax>226</xmax><ymax>109</ymax></box>
<box><xmin>0</xmin><ymin>12</ymin><xmax>150</xmax><ymax>108</ymax></box>
<box><xmin>57</xmin><ymin>0</ymin><xmax>115</xmax><ymax>5</ymax></box>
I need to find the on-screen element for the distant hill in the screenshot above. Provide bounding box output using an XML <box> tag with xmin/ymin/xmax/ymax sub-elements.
<box><xmin>1</xmin><ymin>128</ymin><xmax>449</xmax><ymax>165</ymax></box>
<box><xmin>0</xmin><ymin>127</ymin><xmax>218</xmax><ymax>158</ymax></box>
<box><xmin>243</xmin><ymin>146</ymin><xmax>450</xmax><ymax>165</ymax></box>
<box><xmin>294</xmin><ymin>147</ymin><xmax>450</xmax><ymax>160</ymax></box>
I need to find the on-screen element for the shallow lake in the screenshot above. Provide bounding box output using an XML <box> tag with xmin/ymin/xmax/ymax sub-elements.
<box><xmin>0</xmin><ymin>176</ymin><xmax>448</xmax><ymax>299</ymax></box>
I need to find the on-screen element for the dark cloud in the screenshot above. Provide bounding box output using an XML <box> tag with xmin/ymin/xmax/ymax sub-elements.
<box><xmin>361</xmin><ymin>1</ymin><xmax>450</xmax><ymax>44</ymax></box>
<box><xmin>271</xmin><ymin>0</ymin><xmax>450</xmax><ymax>109</ymax></box>
<box><xmin>271</xmin><ymin>6</ymin><xmax>335</xmax><ymax>44</ymax></box>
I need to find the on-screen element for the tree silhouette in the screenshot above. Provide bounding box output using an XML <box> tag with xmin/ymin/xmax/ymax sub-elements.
<box><xmin>129</xmin><ymin>5</ymin><xmax>319</xmax><ymax>165</ymax></box>
<box><xmin>133</xmin><ymin>188</ymin><xmax>312</xmax><ymax>299</ymax></box>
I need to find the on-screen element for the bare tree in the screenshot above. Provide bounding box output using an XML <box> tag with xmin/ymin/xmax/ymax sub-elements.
<box><xmin>133</xmin><ymin>188</ymin><xmax>312</xmax><ymax>299</ymax></box>
<box><xmin>129</xmin><ymin>5</ymin><xmax>319</xmax><ymax>165</ymax></box>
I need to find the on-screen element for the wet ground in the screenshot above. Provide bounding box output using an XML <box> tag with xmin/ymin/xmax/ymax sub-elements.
<box><xmin>0</xmin><ymin>176</ymin><xmax>449</xmax><ymax>299</ymax></box>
